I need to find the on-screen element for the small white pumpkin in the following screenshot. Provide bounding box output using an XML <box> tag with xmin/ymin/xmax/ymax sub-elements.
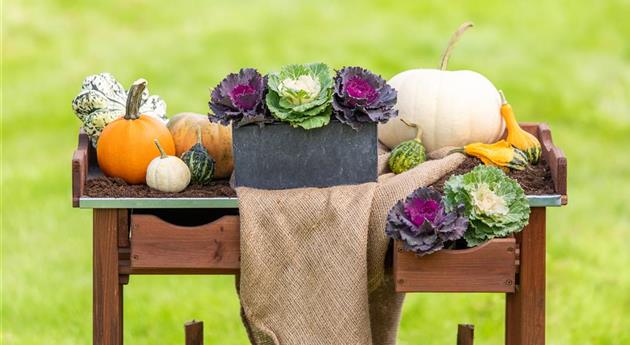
<box><xmin>146</xmin><ymin>139</ymin><xmax>191</xmax><ymax>193</ymax></box>
<box><xmin>378</xmin><ymin>22</ymin><xmax>505</xmax><ymax>152</ymax></box>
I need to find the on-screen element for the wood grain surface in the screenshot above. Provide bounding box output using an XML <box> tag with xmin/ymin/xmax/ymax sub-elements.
<box><xmin>93</xmin><ymin>209</ymin><xmax>123</xmax><ymax>345</ymax></box>
<box><xmin>394</xmin><ymin>238</ymin><xmax>518</xmax><ymax>293</ymax></box>
<box><xmin>128</xmin><ymin>214</ymin><xmax>240</xmax><ymax>274</ymax></box>
<box><xmin>506</xmin><ymin>207</ymin><xmax>547</xmax><ymax>345</ymax></box>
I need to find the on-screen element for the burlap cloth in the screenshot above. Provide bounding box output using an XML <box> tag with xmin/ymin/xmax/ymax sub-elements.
<box><xmin>236</xmin><ymin>144</ymin><xmax>465</xmax><ymax>345</ymax></box>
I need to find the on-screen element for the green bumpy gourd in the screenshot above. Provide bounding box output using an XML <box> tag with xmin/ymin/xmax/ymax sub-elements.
<box><xmin>181</xmin><ymin>127</ymin><xmax>215</xmax><ymax>185</ymax></box>
<box><xmin>508</xmin><ymin>147</ymin><xmax>529</xmax><ymax>170</ymax></box>
<box><xmin>388</xmin><ymin>119</ymin><xmax>427</xmax><ymax>174</ymax></box>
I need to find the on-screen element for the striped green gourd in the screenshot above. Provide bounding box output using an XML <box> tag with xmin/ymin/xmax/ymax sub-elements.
<box><xmin>180</xmin><ymin>126</ymin><xmax>215</xmax><ymax>185</ymax></box>
<box><xmin>507</xmin><ymin>147</ymin><xmax>529</xmax><ymax>170</ymax></box>
<box><xmin>388</xmin><ymin>119</ymin><xmax>426</xmax><ymax>174</ymax></box>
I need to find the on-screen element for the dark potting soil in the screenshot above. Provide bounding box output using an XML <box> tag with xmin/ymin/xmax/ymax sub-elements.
<box><xmin>85</xmin><ymin>177</ymin><xmax>237</xmax><ymax>198</ymax></box>
<box><xmin>431</xmin><ymin>156</ymin><xmax>555</xmax><ymax>195</ymax></box>
<box><xmin>85</xmin><ymin>157</ymin><xmax>554</xmax><ymax>198</ymax></box>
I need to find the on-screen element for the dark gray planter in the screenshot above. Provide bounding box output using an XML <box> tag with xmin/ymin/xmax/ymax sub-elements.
<box><xmin>232</xmin><ymin>120</ymin><xmax>377</xmax><ymax>189</ymax></box>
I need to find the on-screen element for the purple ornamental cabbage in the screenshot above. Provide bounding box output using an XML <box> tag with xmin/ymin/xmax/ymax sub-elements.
<box><xmin>209</xmin><ymin>68</ymin><xmax>272</xmax><ymax>127</ymax></box>
<box><xmin>332</xmin><ymin>66</ymin><xmax>398</xmax><ymax>129</ymax></box>
<box><xmin>385</xmin><ymin>187</ymin><xmax>468</xmax><ymax>256</ymax></box>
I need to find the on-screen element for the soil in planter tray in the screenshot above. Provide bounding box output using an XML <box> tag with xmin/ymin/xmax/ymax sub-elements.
<box><xmin>85</xmin><ymin>177</ymin><xmax>237</xmax><ymax>198</ymax></box>
<box><xmin>85</xmin><ymin>157</ymin><xmax>554</xmax><ymax>198</ymax></box>
<box><xmin>431</xmin><ymin>156</ymin><xmax>555</xmax><ymax>195</ymax></box>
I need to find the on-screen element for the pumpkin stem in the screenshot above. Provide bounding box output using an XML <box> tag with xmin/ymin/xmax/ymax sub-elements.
<box><xmin>196</xmin><ymin>126</ymin><xmax>203</xmax><ymax>145</ymax></box>
<box><xmin>439</xmin><ymin>22</ymin><xmax>474</xmax><ymax>71</ymax></box>
<box><xmin>498</xmin><ymin>90</ymin><xmax>520</xmax><ymax>128</ymax></box>
<box><xmin>154</xmin><ymin>139</ymin><xmax>168</xmax><ymax>159</ymax></box>
<box><xmin>124</xmin><ymin>79</ymin><xmax>147</xmax><ymax>120</ymax></box>
<box><xmin>400</xmin><ymin>118</ymin><xmax>423</xmax><ymax>142</ymax></box>
<box><xmin>498</xmin><ymin>90</ymin><xmax>508</xmax><ymax>105</ymax></box>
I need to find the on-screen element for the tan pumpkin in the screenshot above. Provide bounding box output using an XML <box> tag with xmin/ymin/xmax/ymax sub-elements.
<box><xmin>167</xmin><ymin>112</ymin><xmax>233</xmax><ymax>178</ymax></box>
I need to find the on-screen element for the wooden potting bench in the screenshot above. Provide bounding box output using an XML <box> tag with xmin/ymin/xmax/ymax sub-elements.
<box><xmin>72</xmin><ymin>123</ymin><xmax>567</xmax><ymax>345</ymax></box>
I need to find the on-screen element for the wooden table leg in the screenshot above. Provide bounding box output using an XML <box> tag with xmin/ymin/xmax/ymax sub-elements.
<box><xmin>457</xmin><ymin>324</ymin><xmax>474</xmax><ymax>345</ymax></box>
<box><xmin>185</xmin><ymin>320</ymin><xmax>204</xmax><ymax>345</ymax></box>
<box><xmin>506</xmin><ymin>207</ymin><xmax>546</xmax><ymax>345</ymax></box>
<box><xmin>94</xmin><ymin>209</ymin><xmax>123</xmax><ymax>345</ymax></box>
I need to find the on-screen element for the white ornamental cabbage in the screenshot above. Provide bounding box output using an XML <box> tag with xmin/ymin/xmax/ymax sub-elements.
<box><xmin>278</xmin><ymin>75</ymin><xmax>322</xmax><ymax>105</ymax></box>
<box><xmin>265</xmin><ymin>63</ymin><xmax>333</xmax><ymax>130</ymax></box>
<box><xmin>470</xmin><ymin>183</ymin><xmax>509</xmax><ymax>217</ymax></box>
<box><xmin>444</xmin><ymin>165</ymin><xmax>530</xmax><ymax>247</ymax></box>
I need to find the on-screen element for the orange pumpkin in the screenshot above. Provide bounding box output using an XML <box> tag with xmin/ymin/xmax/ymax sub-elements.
<box><xmin>97</xmin><ymin>79</ymin><xmax>175</xmax><ymax>184</ymax></box>
<box><xmin>167</xmin><ymin>112</ymin><xmax>233</xmax><ymax>178</ymax></box>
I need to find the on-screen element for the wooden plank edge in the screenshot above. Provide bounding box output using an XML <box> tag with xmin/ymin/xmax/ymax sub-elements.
<box><xmin>131</xmin><ymin>214</ymin><xmax>240</xmax><ymax>232</ymax></box>
<box><xmin>79</xmin><ymin>197</ymin><xmax>240</xmax><ymax>209</ymax></box>
<box><xmin>395</xmin><ymin>237</ymin><xmax>515</xmax><ymax>257</ymax></box>
<box><xmin>118</xmin><ymin>264</ymin><xmax>239</xmax><ymax>275</ymax></box>
<box><xmin>78</xmin><ymin>195</ymin><xmax>562</xmax><ymax>209</ymax></box>
<box><xmin>396</xmin><ymin>286</ymin><xmax>515</xmax><ymax>293</ymax></box>
<box><xmin>117</xmin><ymin>209</ymin><xmax>130</xmax><ymax>248</ymax></box>
<box><xmin>536</xmin><ymin>123</ymin><xmax>568</xmax><ymax>204</ymax></box>
<box><xmin>71</xmin><ymin>132</ymin><xmax>89</xmax><ymax>207</ymax></box>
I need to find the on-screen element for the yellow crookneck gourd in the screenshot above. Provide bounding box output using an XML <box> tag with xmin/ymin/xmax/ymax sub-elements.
<box><xmin>499</xmin><ymin>90</ymin><xmax>541</xmax><ymax>164</ymax></box>
<box><xmin>454</xmin><ymin>140</ymin><xmax>528</xmax><ymax>172</ymax></box>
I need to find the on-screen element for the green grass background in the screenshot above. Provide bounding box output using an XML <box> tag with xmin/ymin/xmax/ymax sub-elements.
<box><xmin>2</xmin><ymin>0</ymin><xmax>629</xmax><ymax>344</ymax></box>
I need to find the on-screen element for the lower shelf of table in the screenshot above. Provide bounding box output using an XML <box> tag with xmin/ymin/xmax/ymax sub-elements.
<box><xmin>119</xmin><ymin>210</ymin><xmax>523</xmax><ymax>293</ymax></box>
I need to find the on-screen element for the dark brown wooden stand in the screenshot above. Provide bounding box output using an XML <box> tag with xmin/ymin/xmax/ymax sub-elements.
<box><xmin>91</xmin><ymin>210</ymin><xmax>241</xmax><ymax>345</ymax></box>
<box><xmin>75</xmin><ymin>123</ymin><xmax>566</xmax><ymax>345</ymax></box>
<box><xmin>391</xmin><ymin>207</ymin><xmax>549</xmax><ymax>345</ymax></box>
<box><xmin>90</xmin><ymin>207</ymin><xmax>551</xmax><ymax>345</ymax></box>
<box><xmin>505</xmin><ymin>207</ymin><xmax>546</xmax><ymax>345</ymax></box>
<box><xmin>93</xmin><ymin>209</ymin><xmax>124</xmax><ymax>345</ymax></box>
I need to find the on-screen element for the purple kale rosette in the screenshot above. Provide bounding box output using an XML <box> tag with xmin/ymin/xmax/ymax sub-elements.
<box><xmin>209</xmin><ymin>68</ymin><xmax>272</xmax><ymax>127</ymax></box>
<box><xmin>386</xmin><ymin>187</ymin><xmax>468</xmax><ymax>256</ymax></box>
<box><xmin>332</xmin><ymin>66</ymin><xmax>398</xmax><ymax>129</ymax></box>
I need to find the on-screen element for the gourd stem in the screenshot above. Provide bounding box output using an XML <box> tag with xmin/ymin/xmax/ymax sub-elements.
<box><xmin>196</xmin><ymin>126</ymin><xmax>203</xmax><ymax>145</ymax></box>
<box><xmin>439</xmin><ymin>22</ymin><xmax>474</xmax><ymax>71</ymax></box>
<box><xmin>124</xmin><ymin>79</ymin><xmax>147</xmax><ymax>120</ymax></box>
<box><xmin>154</xmin><ymin>139</ymin><xmax>167</xmax><ymax>159</ymax></box>
<box><xmin>400</xmin><ymin>118</ymin><xmax>423</xmax><ymax>142</ymax></box>
<box><xmin>448</xmin><ymin>148</ymin><xmax>465</xmax><ymax>155</ymax></box>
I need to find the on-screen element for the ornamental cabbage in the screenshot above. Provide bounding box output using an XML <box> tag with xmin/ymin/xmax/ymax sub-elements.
<box><xmin>386</xmin><ymin>187</ymin><xmax>468</xmax><ymax>256</ymax></box>
<box><xmin>209</xmin><ymin>68</ymin><xmax>271</xmax><ymax>127</ymax></box>
<box><xmin>332</xmin><ymin>66</ymin><xmax>398</xmax><ymax>129</ymax></box>
<box><xmin>443</xmin><ymin>165</ymin><xmax>530</xmax><ymax>247</ymax></box>
<box><xmin>265</xmin><ymin>63</ymin><xmax>333</xmax><ymax>130</ymax></box>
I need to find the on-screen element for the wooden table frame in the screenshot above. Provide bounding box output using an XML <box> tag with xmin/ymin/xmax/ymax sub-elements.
<box><xmin>90</xmin><ymin>207</ymin><xmax>548</xmax><ymax>345</ymax></box>
<box><xmin>76</xmin><ymin>123</ymin><xmax>567</xmax><ymax>345</ymax></box>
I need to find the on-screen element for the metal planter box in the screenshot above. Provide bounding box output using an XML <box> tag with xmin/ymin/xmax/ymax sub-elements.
<box><xmin>232</xmin><ymin>121</ymin><xmax>377</xmax><ymax>189</ymax></box>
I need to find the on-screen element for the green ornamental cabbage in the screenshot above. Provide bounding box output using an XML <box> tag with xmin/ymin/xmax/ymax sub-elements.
<box><xmin>443</xmin><ymin>165</ymin><xmax>530</xmax><ymax>247</ymax></box>
<box><xmin>266</xmin><ymin>63</ymin><xmax>333</xmax><ymax>129</ymax></box>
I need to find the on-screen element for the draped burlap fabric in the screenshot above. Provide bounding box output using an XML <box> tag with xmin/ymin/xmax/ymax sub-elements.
<box><xmin>237</xmin><ymin>146</ymin><xmax>465</xmax><ymax>345</ymax></box>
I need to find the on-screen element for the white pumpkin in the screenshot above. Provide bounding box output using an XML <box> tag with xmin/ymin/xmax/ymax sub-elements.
<box><xmin>146</xmin><ymin>139</ymin><xmax>191</xmax><ymax>193</ymax></box>
<box><xmin>379</xmin><ymin>22</ymin><xmax>505</xmax><ymax>152</ymax></box>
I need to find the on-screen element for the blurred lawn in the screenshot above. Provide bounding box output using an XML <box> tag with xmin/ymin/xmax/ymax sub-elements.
<box><xmin>2</xmin><ymin>0</ymin><xmax>630</xmax><ymax>344</ymax></box>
